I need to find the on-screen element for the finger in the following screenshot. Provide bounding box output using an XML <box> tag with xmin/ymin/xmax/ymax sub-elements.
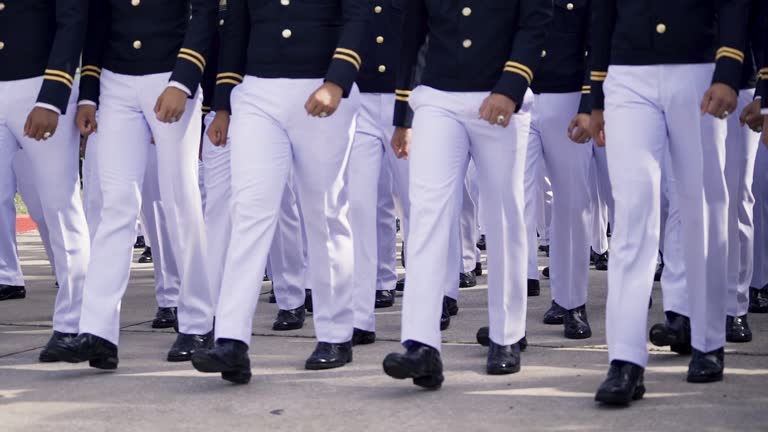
<box><xmin>500</xmin><ymin>109</ymin><xmax>512</xmax><ymax>128</ymax></box>
<box><xmin>486</xmin><ymin>105</ymin><xmax>500</xmax><ymax>126</ymax></box>
<box><xmin>154</xmin><ymin>97</ymin><xmax>163</xmax><ymax>115</ymax></box>
<box><xmin>567</xmin><ymin>118</ymin><xmax>578</xmax><ymax>137</ymax></box>
<box><xmin>706</xmin><ymin>97</ymin><xmax>724</xmax><ymax>117</ymax></box>
<box><xmin>24</xmin><ymin>115</ymin><xmax>32</xmax><ymax>137</ymax></box>
<box><xmin>305</xmin><ymin>98</ymin><xmax>319</xmax><ymax>116</ymax></box>
<box><xmin>478</xmin><ymin>101</ymin><xmax>491</xmax><ymax>122</ymax></box>
<box><xmin>574</xmin><ymin>128</ymin><xmax>590</xmax><ymax>144</ymax></box>
<box><xmin>700</xmin><ymin>89</ymin><xmax>712</xmax><ymax>114</ymax></box>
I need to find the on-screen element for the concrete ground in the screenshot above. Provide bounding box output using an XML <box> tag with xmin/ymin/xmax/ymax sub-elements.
<box><xmin>1</xmin><ymin>232</ymin><xmax>767</xmax><ymax>432</ymax></box>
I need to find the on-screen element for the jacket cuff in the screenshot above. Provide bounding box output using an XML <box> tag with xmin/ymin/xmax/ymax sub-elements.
<box><xmin>492</xmin><ymin>62</ymin><xmax>533</xmax><ymax>112</ymax></box>
<box><xmin>393</xmin><ymin>90</ymin><xmax>413</xmax><ymax>128</ymax></box>
<box><xmin>212</xmin><ymin>72</ymin><xmax>243</xmax><ymax>113</ymax></box>
<box><xmin>325</xmin><ymin>48</ymin><xmax>362</xmax><ymax>98</ymax></box>
<box><xmin>578</xmin><ymin>85</ymin><xmax>592</xmax><ymax>114</ymax></box>
<box><xmin>712</xmin><ymin>47</ymin><xmax>745</xmax><ymax>93</ymax></box>
<box><xmin>171</xmin><ymin>48</ymin><xmax>207</xmax><ymax>98</ymax></box>
<box><xmin>590</xmin><ymin>70</ymin><xmax>607</xmax><ymax>111</ymax></box>
<box><xmin>79</xmin><ymin>66</ymin><xmax>102</xmax><ymax>107</ymax></box>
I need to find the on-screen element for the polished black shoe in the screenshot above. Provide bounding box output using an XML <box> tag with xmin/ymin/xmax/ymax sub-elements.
<box><xmin>459</xmin><ymin>271</ymin><xmax>477</xmax><ymax>288</ymax></box>
<box><xmin>748</xmin><ymin>287</ymin><xmax>768</xmax><ymax>313</ymax></box>
<box><xmin>440</xmin><ymin>298</ymin><xmax>451</xmax><ymax>331</ymax></box>
<box><xmin>352</xmin><ymin>328</ymin><xmax>376</xmax><ymax>346</ymax></box>
<box><xmin>383</xmin><ymin>341</ymin><xmax>444</xmax><ymax>390</ymax></box>
<box><xmin>595</xmin><ymin>360</ymin><xmax>646</xmax><ymax>406</ymax></box>
<box><xmin>304</xmin><ymin>289</ymin><xmax>313</xmax><ymax>313</ymax></box>
<box><xmin>564</xmin><ymin>305</ymin><xmax>592</xmax><ymax>339</ymax></box>
<box><xmin>45</xmin><ymin>333</ymin><xmax>119</xmax><ymax>369</ymax></box>
<box><xmin>473</xmin><ymin>262</ymin><xmax>483</xmax><ymax>277</ymax></box>
<box><xmin>305</xmin><ymin>341</ymin><xmax>353</xmax><ymax>370</ymax></box>
<box><xmin>542</xmin><ymin>300</ymin><xmax>567</xmax><ymax>325</ymax></box>
<box><xmin>541</xmin><ymin>267</ymin><xmax>550</xmax><ymax>279</ymax></box>
<box><xmin>687</xmin><ymin>347</ymin><xmax>724</xmax><ymax>383</ymax></box>
<box><xmin>272</xmin><ymin>307</ymin><xmax>305</xmax><ymax>331</ymax></box>
<box><xmin>395</xmin><ymin>278</ymin><xmax>406</xmax><ymax>292</ymax></box>
<box><xmin>475</xmin><ymin>326</ymin><xmax>528</xmax><ymax>352</ymax></box>
<box><xmin>375</xmin><ymin>290</ymin><xmax>396</xmax><ymax>309</ymax></box>
<box><xmin>528</xmin><ymin>279</ymin><xmax>540</xmax><ymax>296</ymax></box>
<box><xmin>167</xmin><ymin>332</ymin><xmax>213</xmax><ymax>362</ymax></box>
<box><xmin>268</xmin><ymin>289</ymin><xmax>277</xmax><ymax>304</ymax></box>
<box><xmin>444</xmin><ymin>296</ymin><xmax>459</xmax><ymax>316</ymax></box>
<box><xmin>594</xmin><ymin>252</ymin><xmax>609</xmax><ymax>271</ymax></box>
<box><xmin>487</xmin><ymin>340</ymin><xmax>521</xmax><ymax>375</ymax></box>
<box><xmin>191</xmin><ymin>338</ymin><xmax>252</xmax><ymax>384</ymax></box>
<box><xmin>725</xmin><ymin>315</ymin><xmax>752</xmax><ymax>343</ymax></box>
<box><xmin>654</xmin><ymin>262</ymin><xmax>664</xmax><ymax>282</ymax></box>
<box><xmin>539</xmin><ymin>244</ymin><xmax>550</xmax><ymax>256</ymax></box>
<box><xmin>39</xmin><ymin>331</ymin><xmax>77</xmax><ymax>362</ymax></box>
<box><xmin>476</xmin><ymin>234</ymin><xmax>486</xmax><ymax>251</ymax></box>
<box><xmin>133</xmin><ymin>235</ymin><xmax>146</xmax><ymax>249</ymax></box>
<box><xmin>151</xmin><ymin>307</ymin><xmax>178</xmax><ymax>329</ymax></box>
<box><xmin>138</xmin><ymin>247</ymin><xmax>153</xmax><ymax>264</ymax></box>
<box><xmin>0</xmin><ymin>284</ymin><xmax>26</xmax><ymax>301</ymax></box>
<box><xmin>649</xmin><ymin>311</ymin><xmax>692</xmax><ymax>355</ymax></box>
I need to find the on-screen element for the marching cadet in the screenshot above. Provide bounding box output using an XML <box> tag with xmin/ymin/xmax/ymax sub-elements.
<box><xmin>524</xmin><ymin>0</ymin><xmax>594</xmax><ymax>339</ymax></box>
<box><xmin>0</xmin><ymin>0</ymin><xmax>92</xmax><ymax>360</ymax></box>
<box><xmin>191</xmin><ymin>0</ymin><xmax>369</xmax><ymax>384</ymax></box>
<box><xmin>48</xmin><ymin>0</ymin><xmax>218</xmax><ymax>369</ymax></box>
<box><xmin>382</xmin><ymin>0</ymin><xmax>550</xmax><ymax>388</ymax></box>
<box><xmin>589</xmin><ymin>0</ymin><xmax>750</xmax><ymax>405</ymax></box>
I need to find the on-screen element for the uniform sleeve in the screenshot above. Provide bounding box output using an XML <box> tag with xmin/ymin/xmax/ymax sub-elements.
<box><xmin>712</xmin><ymin>0</ymin><xmax>751</xmax><ymax>92</ymax></box>
<box><xmin>589</xmin><ymin>0</ymin><xmax>615</xmax><ymax>111</ymax></box>
<box><xmin>78</xmin><ymin>0</ymin><xmax>110</xmax><ymax>106</ymax></box>
<box><xmin>577</xmin><ymin>2</ymin><xmax>592</xmax><ymax>114</ymax></box>
<box><xmin>169</xmin><ymin>0</ymin><xmax>218</xmax><ymax>96</ymax></box>
<box><xmin>757</xmin><ymin>0</ymin><xmax>768</xmax><ymax>111</ymax></box>
<box><xmin>491</xmin><ymin>0</ymin><xmax>552</xmax><ymax>110</ymax></box>
<box><xmin>212</xmin><ymin>0</ymin><xmax>248</xmax><ymax>113</ymax></box>
<box><xmin>324</xmin><ymin>0</ymin><xmax>372</xmax><ymax>97</ymax></box>
<box><xmin>36</xmin><ymin>0</ymin><xmax>89</xmax><ymax>114</ymax></box>
<box><xmin>393</xmin><ymin>0</ymin><xmax>428</xmax><ymax>128</ymax></box>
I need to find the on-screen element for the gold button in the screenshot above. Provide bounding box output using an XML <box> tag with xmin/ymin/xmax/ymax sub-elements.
<box><xmin>376</xmin><ymin>36</ymin><xmax>384</xmax><ymax>44</ymax></box>
<box><xmin>131</xmin><ymin>0</ymin><xmax>140</xmax><ymax>6</ymax></box>
<box><xmin>374</xmin><ymin>5</ymin><xmax>382</xmax><ymax>13</ymax></box>
<box><xmin>656</xmin><ymin>23</ymin><xmax>666</xmax><ymax>34</ymax></box>
<box><xmin>462</xmin><ymin>7</ymin><xmax>472</xmax><ymax>16</ymax></box>
<box><xmin>541</xmin><ymin>50</ymin><xmax>547</xmax><ymax>57</ymax></box>
<box><xmin>132</xmin><ymin>40</ymin><xmax>142</xmax><ymax>49</ymax></box>
<box><xmin>0</xmin><ymin>42</ymin><xmax>4</xmax><ymax>50</ymax></box>
<box><xmin>462</xmin><ymin>39</ymin><xmax>472</xmax><ymax>48</ymax></box>
<box><xmin>219</xmin><ymin>19</ymin><xmax>224</xmax><ymax>26</ymax></box>
<box><xmin>0</xmin><ymin>4</ymin><xmax>6</xmax><ymax>11</ymax></box>
<box><xmin>378</xmin><ymin>65</ymin><xmax>386</xmax><ymax>73</ymax></box>
<box><xmin>282</xmin><ymin>29</ymin><xmax>292</xmax><ymax>39</ymax></box>
<box><xmin>566</xmin><ymin>2</ymin><xmax>574</xmax><ymax>10</ymax></box>
<box><xmin>281</xmin><ymin>0</ymin><xmax>290</xmax><ymax>5</ymax></box>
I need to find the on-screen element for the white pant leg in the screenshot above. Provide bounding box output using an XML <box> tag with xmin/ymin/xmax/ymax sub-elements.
<box><xmin>376</xmin><ymin>159</ymin><xmax>398</xmax><ymax>292</ymax></box>
<box><xmin>0</xmin><ymin>140</ymin><xmax>24</xmax><ymax>287</ymax></box>
<box><xmin>269</xmin><ymin>177</ymin><xmax>309</xmax><ymax>311</ymax></box>
<box><xmin>198</xmin><ymin>159</ymin><xmax>206</xmax><ymax>214</ymax></box>
<box><xmin>14</xmin><ymin>151</ymin><xmax>56</xmax><ymax>275</ymax></box>
<box><xmin>467</xmin><ymin>160</ymin><xmax>484</xmax><ymax>236</ymax></box>
<box><xmin>660</xmin><ymin>151</ymin><xmax>689</xmax><ymax>316</ymax></box>
<box><xmin>751</xmin><ymin>145</ymin><xmax>768</xmax><ymax>288</ymax></box>
<box><xmin>724</xmin><ymin>90</ymin><xmax>759</xmax><ymax>316</ymax></box>
<box><xmin>82</xmin><ymin>132</ymin><xmax>103</xmax><ymax>241</ymax></box>
<box><xmin>538</xmin><ymin>93</ymin><xmax>593</xmax><ymax>310</ymax></box>
<box><xmin>3</xmin><ymin>78</ymin><xmax>89</xmax><ymax>334</ymax></box>
<box><xmin>524</xmin><ymin>103</ymin><xmax>543</xmax><ymax>280</ymax></box>
<box><xmin>603</xmin><ymin>67</ymin><xmax>669</xmax><ymax>367</ymax></box>
<box><xmin>383</xmin><ymin>118</ymin><xmax>411</xmax><ymax>261</ymax></box>
<box><xmin>590</xmin><ymin>146</ymin><xmax>611</xmax><ymax>254</ymax></box>
<box><xmin>460</xmin><ymin>175</ymin><xmax>480</xmax><ymax>274</ymax></box>
<box><xmin>202</xmin><ymin>112</ymin><xmax>232</xmax><ymax>307</ymax></box>
<box><xmin>540</xmin><ymin>173</ymin><xmax>553</xmax><ymax>246</ymax></box>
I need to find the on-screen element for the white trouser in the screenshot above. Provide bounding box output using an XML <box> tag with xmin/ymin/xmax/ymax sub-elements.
<box><xmin>0</xmin><ymin>77</ymin><xmax>90</xmax><ymax>333</ymax></box>
<box><xmin>538</xmin><ymin>173</ymin><xmax>553</xmax><ymax>246</ymax></box>
<box><xmin>201</xmin><ymin>112</ymin><xmax>232</xmax><ymax>309</ymax></box>
<box><xmin>604</xmin><ymin>64</ymin><xmax>728</xmax><ymax>367</ymax></box>
<box><xmin>527</xmin><ymin>92</ymin><xmax>593</xmax><ymax>309</ymax></box>
<box><xmin>724</xmin><ymin>90</ymin><xmax>759</xmax><ymax>316</ymax></box>
<box><xmin>348</xmin><ymin>94</ymin><xmax>402</xmax><ymax>332</ymax></box>
<box><xmin>589</xmin><ymin>144</ymin><xmax>614</xmax><ymax>254</ymax></box>
<box><xmin>402</xmin><ymin>86</ymin><xmax>531</xmax><ymax>350</ymax></box>
<box><xmin>198</xmin><ymin>159</ymin><xmax>206</xmax><ymax>214</ymax></box>
<box><xmin>1</xmin><ymin>152</ymin><xmax>24</xmax><ymax>287</ymax></box>
<box><xmin>269</xmin><ymin>177</ymin><xmax>309</xmax><ymax>311</ymax></box>
<box><xmin>524</xmin><ymin>120</ymin><xmax>545</xmax><ymax>280</ymax></box>
<box><xmin>460</xmin><ymin>175</ymin><xmax>481</xmax><ymax>275</ymax></box>
<box><xmin>79</xmin><ymin>71</ymin><xmax>211</xmax><ymax>344</ymax></box>
<box><xmin>214</xmin><ymin>77</ymin><xmax>359</xmax><ymax>345</ymax></box>
<box><xmin>82</xmin><ymin>130</ymin><xmax>101</xmax><ymax>241</ymax></box>
<box><xmin>140</xmin><ymin>149</ymin><xmax>180</xmax><ymax>308</ymax></box>
<box><xmin>752</xmin><ymin>145</ymin><xmax>768</xmax><ymax>289</ymax></box>
<box><xmin>467</xmin><ymin>160</ymin><xmax>486</xmax><ymax>236</ymax></box>
<box><xmin>659</xmin><ymin>152</ymin><xmax>689</xmax><ymax>316</ymax></box>
<box><xmin>14</xmin><ymin>151</ymin><xmax>56</xmax><ymax>276</ymax></box>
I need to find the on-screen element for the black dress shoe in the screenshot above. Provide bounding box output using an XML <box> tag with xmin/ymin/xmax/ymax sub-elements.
<box><xmin>395</xmin><ymin>278</ymin><xmax>406</xmax><ymax>292</ymax></box>
<box><xmin>192</xmin><ymin>338</ymin><xmax>252</xmax><ymax>384</ymax></box>
<box><xmin>487</xmin><ymin>340</ymin><xmax>521</xmax><ymax>375</ymax></box>
<box><xmin>473</xmin><ymin>262</ymin><xmax>483</xmax><ymax>277</ymax></box>
<box><xmin>528</xmin><ymin>279</ymin><xmax>540</xmax><ymax>296</ymax></box>
<box><xmin>564</xmin><ymin>305</ymin><xmax>592</xmax><ymax>339</ymax></box>
<box><xmin>305</xmin><ymin>341</ymin><xmax>353</xmax><ymax>370</ymax></box>
<box><xmin>687</xmin><ymin>347</ymin><xmax>724</xmax><ymax>383</ymax></box>
<box><xmin>539</xmin><ymin>244</ymin><xmax>550</xmax><ymax>256</ymax></box>
<box><xmin>654</xmin><ymin>262</ymin><xmax>664</xmax><ymax>282</ymax></box>
<box><xmin>542</xmin><ymin>300</ymin><xmax>567</xmax><ymax>325</ymax></box>
<box><xmin>748</xmin><ymin>287</ymin><xmax>768</xmax><ymax>313</ymax></box>
<box><xmin>444</xmin><ymin>296</ymin><xmax>459</xmax><ymax>316</ymax></box>
<box><xmin>725</xmin><ymin>315</ymin><xmax>752</xmax><ymax>343</ymax></box>
<box><xmin>44</xmin><ymin>333</ymin><xmax>119</xmax><ymax>369</ymax></box>
<box><xmin>375</xmin><ymin>290</ymin><xmax>396</xmax><ymax>309</ymax></box>
<box><xmin>272</xmin><ymin>307</ymin><xmax>305</xmax><ymax>331</ymax></box>
<box><xmin>151</xmin><ymin>307</ymin><xmax>178</xmax><ymax>329</ymax></box>
<box><xmin>440</xmin><ymin>298</ymin><xmax>451</xmax><ymax>331</ymax></box>
<box><xmin>590</xmin><ymin>248</ymin><xmax>598</xmax><ymax>266</ymax></box>
<box><xmin>459</xmin><ymin>272</ymin><xmax>477</xmax><ymax>288</ymax></box>
<box><xmin>0</xmin><ymin>284</ymin><xmax>26</xmax><ymax>301</ymax></box>
<box><xmin>304</xmin><ymin>289</ymin><xmax>313</xmax><ymax>313</ymax></box>
<box><xmin>594</xmin><ymin>252</ymin><xmax>609</xmax><ymax>271</ymax></box>
<box><xmin>383</xmin><ymin>341</ymin><xmax>444</xmax><ymax>390</ymax></box>
<box><xmin>133</xmin><ymin>235</ymin><xmax>146</xmax><ymax>249</ymax></box>
<box><xmin>39</xmin><ymin>331</ymin><xmax>77</xmax><ymax>362</ymax></box>
<box><xmin>595</xmin><ymin>360</ymin><xmax>645</xmax><ymax>406</ymax></box>
<box><xmin>138</xmin><ymin>247</ymin><xmax>153</xmax><ymax>264</ymax></box>
<box><xmin>167</xmin><ymin>332</ymin><xmax>213</xmax><ymax>362</ymax></box>
<box><xmin>649</xmin><ymin>311</ymin><xmax>692</xmax><ymax>355</ymax></box>
<box><xmin>475</xmin><ymin>326</ymin><xmax>528</xmax><ymax>351</ymax></box>
<box><xmin>352</xmin><ymin>328</ymin><xmax>376</xmax><ymax>346</ymax></box>
<box><xmin>541</xmin><ymin>267</ymin><xmax>550</xmax><ymax>279</ymax></box>
<box><xmin>477</xmin><ymin>235</ymin><xmax>486</xmax><ymax>251</ymax></box>
<box><xmin>268</xmin><ymin>289</ymin><xmax>277</xmax><ymax>303</ymax></box>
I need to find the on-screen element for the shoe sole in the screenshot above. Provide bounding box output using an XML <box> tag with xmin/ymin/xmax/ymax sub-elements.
<box><xmin>459</xmin><ymin>282</ymin><xmax>477</xmax><ymax>288</ymax></box>
<box><xmin>564</xmin><ymin>330</ymin><xmax>592</xmax><ymax>340</ymax></box>
<box><xmin>352</xmin><ymin>337</ymin><xmax>376</xmax><ymax>346</ymax></box>
<box><xmin>649</xmin><ymin>327</ymin><xmax>689</xmax><ymax>350</ymax></box>
<box><xmin>0</xmin><ymin>291</ymin><xmax>26</xmax><ymax>301</ymax></box>
<box><xmin>138</xmin><ymin>259</ymin><xmax>153</xmax><ymax>264</ymax></box>
<box><xmin>272</xmin><ymin>323</ymin><xmax>304</xmax><ymax>331</ymax></box>
<box><xmin>487</xmin><ymin>364</ymin><xmax>521</xmax><ymax>375</ymax></box>
<box><xmin>687</xmin><ymin>372</ymin><xmax>723</xmax><ymax>383</ymax></box>
<box><xmin>374</xmin><ymin>302</ymin><xmax>395</xmax><ymax>309</ymax></box>
<box><xmin>43</xmin><ymin>346</ymin><xmax>118</xmax><ymax>369</ymax></box>
<box><xmin>151</xmin><ymin>321</ymin><xmax>177</xmax><ymax>329</ymax></box>
<box><xmin>383</xmin><ymin>358</ymin><xmax>443</xmax><ymax>390</ymax></box>
<box><xmin>192</xmin><ymin>356</ymin><xmax>252</xmax><ymax>384</ymax></box>
<box><xmin>542</xmin><ymin>317</ymin><xmax>564</xmax><ymax>325</ymax></box>
<box><xmin>89</xmin><ymin>358</ymin><xmax>119</xmax><ymax>370</ymax></box>
<box><xmin>167</xmin><ymin>353</ymin><xmax>193</xmax><ymax>362</ymax></box>
<box><xmin>595</xmin><ymin>385</ymin><xmax>645</xmax><ymax>406</ymax></box>
<box><xmin>305</xmin><ymin>357</ymin><xmax>352</xmax><ymax>371</ymax></box>
<box><xmin>726</xmin><ymin>335</ymin><xmax>752</xmax><ymax>343</ymax></box>
<box><xmin>440</xmin><ymin>321</ymin><xmax>450</xmax><ymax>331</ymax></box>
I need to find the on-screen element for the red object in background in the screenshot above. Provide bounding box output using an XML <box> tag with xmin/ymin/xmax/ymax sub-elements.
<box><xmin>16</xmin><ymin>215</ymin><xmax>37</xmax><ymax>233</ymax></box>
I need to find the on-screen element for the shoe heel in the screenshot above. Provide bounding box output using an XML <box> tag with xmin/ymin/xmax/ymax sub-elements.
<box><xmin>671</xmin><ymin>343</ymin><xmax>692</xmax><ymax>355</ymax></box>
<box><xmin>89</xmin><ymin>357</ymin><xmax>118</xmax><ymax>370</ymax></box>
<box><xmin>222</xmin><ymin>369</ymin><xmax>252</xmax><ymax>384</ymax></box>
<box><xmin>632</xmin><ymin>385</ymin><xmax>645</xmax><ymax>400</ymax></box>
<box><xmin>413</xmin><ymin>374</ymin><xmax>444</xmax><ymax>390</ymax></box>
